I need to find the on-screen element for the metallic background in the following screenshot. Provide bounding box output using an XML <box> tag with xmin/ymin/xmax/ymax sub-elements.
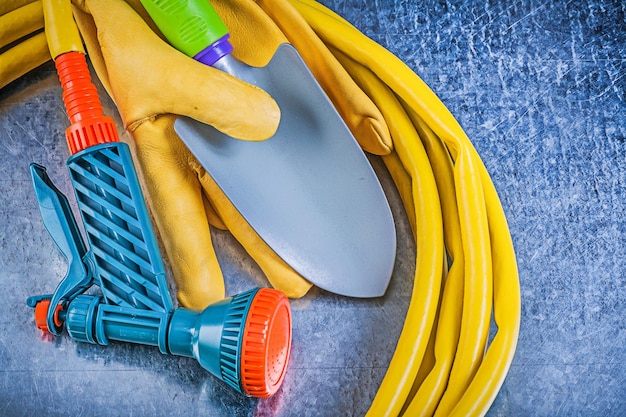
<box><xmin>1</xmin><ymin>0</ymin><xmax>624</xmax><ymax>415</ymax></box>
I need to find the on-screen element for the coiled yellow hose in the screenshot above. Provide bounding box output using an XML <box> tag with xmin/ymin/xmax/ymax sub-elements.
<box><xmin>3</xmin><ymin>1</ymin><xmax>521</xmax><ymax>415</ymax></box>
<box><xmin>0</xmin><ymin>1</ymin><xmax>52</xmax><ymax>89</ymax></box>
<box><xmin>289</xmin><ymin>1</ymin><xmax>521</xmax><ymax>416</ymax></box>
<box><xmin>0</xmin><ymin>0</ymin><xmax>84</xmax><ymax>90</ymax></box>
<box><xmin>0</xmin><ymin>1</ymin><xmax>43</xmax><ymax>49</ymax></box>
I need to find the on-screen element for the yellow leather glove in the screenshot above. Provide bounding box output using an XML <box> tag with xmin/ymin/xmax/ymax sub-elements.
<box><xmin>5</xmin><ymin>0</ymin><xmax>393</xmax><ymax>309</ymax></box>
<box><xmin>251</xmin><ymin>0</ymin><xmax>392</xmax><ymax>155</ymax></box>
<box><xmin>68</xmin><ymin>0</ymin><xmax>315</xmax><ymax>309</ymax></box>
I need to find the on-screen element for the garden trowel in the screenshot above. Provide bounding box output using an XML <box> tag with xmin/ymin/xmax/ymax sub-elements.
<box><xmin>141</xmin><ymin>0</ymin><xmax>396</xmax><ymax>298</ymax></box>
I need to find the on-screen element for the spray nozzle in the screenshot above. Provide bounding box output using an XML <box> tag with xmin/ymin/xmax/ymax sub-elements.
<box><xmin>169</xmin><ymin>287</ymin><xmax>292</xmax><ymax>397</ymax></box>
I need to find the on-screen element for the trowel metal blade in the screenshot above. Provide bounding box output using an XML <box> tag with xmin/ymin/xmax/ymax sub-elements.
<box><xmin>175</xmin><ymin>44</ymin><xmax>396</xmax><ymax>297</ymax></box>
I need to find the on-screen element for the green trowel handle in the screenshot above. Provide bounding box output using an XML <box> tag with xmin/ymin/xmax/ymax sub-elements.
<box><xmin>140</xmin><ymin>0</ymin><xmax>229</xmax><ymax>58</ymax></box>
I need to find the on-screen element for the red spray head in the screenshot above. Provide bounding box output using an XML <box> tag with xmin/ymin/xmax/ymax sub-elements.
<box><xmin>168</xmin><ymin>287</ymin><xmax>292</xmax><ymax>397</ymax></box>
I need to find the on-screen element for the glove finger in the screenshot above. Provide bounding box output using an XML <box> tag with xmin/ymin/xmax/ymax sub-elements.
<box><xmin>254</xmin><ymin>0</ymin><xmax>392</xmax><ymax>155</ymax></box>
<box><xmin>202</xmin><ymin>193</ymin><xmax>228</xmax><ymax>230</ymax></box>
<box><xmin>76</xmin><ymin>0</ymin><xmax>280</xmax><ymax>141</ymax></box>
<box><xmin>210</xmin><ymin>0</ymin><xmax>288</xmax><ymax>67</ymax></box>
<box><xmin>194</xmin><ymin>166</ymin><xmax>313</xmax><ymax>298</ymax></box>
<box><xmin>71</xmin><ymin>4</ymin><xmax>113</xmax><ymax>100</ymax></box>
<box><xmin>131</xmin><ymin>115</ymin><xmax>226</xmax><ymax>309</ymax></box>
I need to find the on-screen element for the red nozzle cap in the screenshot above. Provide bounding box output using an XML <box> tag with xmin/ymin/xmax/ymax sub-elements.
<box><xmin>34</xmin><ymin>299</ymin><xmax>62</xmax><ymax>334</ymax></box>
<box><xmin>240</xmin><ymin>288</ymin><xmax>292</xmax><ymax>398</ymax></box>
<box><xmin>54</xmin><ymin>51</ymin><xmax>119</xmax><ymax>154</ymax></box>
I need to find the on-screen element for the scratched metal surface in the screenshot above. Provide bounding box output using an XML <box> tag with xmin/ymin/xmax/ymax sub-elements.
<box><xmin>1</xmin><ymin>0</ymin><xmax>625</xmax><ymax>416</ymax></box>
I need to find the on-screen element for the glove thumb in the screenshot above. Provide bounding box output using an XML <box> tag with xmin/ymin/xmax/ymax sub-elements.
<box><xmin>75</xmin><ymin>0</ymin><xmax>280</xmax><ymax>141</ymax></box>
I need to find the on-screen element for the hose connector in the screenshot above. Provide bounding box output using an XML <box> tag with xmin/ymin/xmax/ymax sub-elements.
<box><xmin>55</xmin><ymin>51</ymin><xmax>118</xmax><ymax>154</ymax></box>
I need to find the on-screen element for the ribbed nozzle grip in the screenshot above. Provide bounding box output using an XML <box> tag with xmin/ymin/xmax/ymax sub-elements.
<box><xmin>54</xmin><ymin>51</ymin><xmax>119</xmax><ymax>154</ymax></box>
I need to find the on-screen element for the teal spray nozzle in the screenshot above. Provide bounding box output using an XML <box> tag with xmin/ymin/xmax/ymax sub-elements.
<box><xmin>26</xmin><ymin>47</ymin><xmax>291</xmax><ymax>398</ymax></box>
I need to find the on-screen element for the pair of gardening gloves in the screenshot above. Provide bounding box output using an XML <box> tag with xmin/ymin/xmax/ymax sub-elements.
<box><xmin>66</xmin><ymin>0</ymin><xmax>393</xmax><ymax>309</ymax></box>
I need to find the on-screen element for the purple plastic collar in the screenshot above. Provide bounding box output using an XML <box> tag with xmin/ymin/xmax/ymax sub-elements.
<box><xmin>193</xmin><ymin>35</ymin><xmax>234</xmax><ymax>66</ymax></box>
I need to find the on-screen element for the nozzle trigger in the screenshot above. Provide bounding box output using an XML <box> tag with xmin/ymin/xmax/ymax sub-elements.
<box><xmin>29</xmin><ymin>163</ymin><xmax>93</xmax><ymax>334</ymax></box>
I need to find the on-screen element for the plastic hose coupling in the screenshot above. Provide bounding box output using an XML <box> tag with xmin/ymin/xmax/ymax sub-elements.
<box><xmin>55</xmin><ymin>51</ymin><xmax>118</xmax><ymax>154</ymax></box>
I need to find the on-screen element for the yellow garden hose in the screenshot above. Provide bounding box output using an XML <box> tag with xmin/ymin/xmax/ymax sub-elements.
<box><xmin>0</xmin><ymin>0</ymin><xmax>38</xmax><ymax>16</ymax></box>
<box><xmin>330</xmin><ymin>45</ymin><xmax>447</xmax><ymax>414</ymax></box>
<box><xmin>0</xmin><ymin>1</ymin><xmax>51</xmax><ymax>89</ymax></box>
<box><xmin>3</xmin><ymin>0</ymin><xmax>520</xmax><ymax>415</ymax></box>
<box><xmin>0</xmin><ymin>1</ymin><xmax>43</xmax><ymax>49</ymax></box>
<box><xmin>0</xmin><ymin>32</ymin><xmax>50</xmax><ymax>90</ymax></box>
<box><xmin>289</xmin><ymin>1</ymin><xmax>521</xmax><ymax>416</ymax></box>
<box><xmin>40</xmin><ymin>0</ymin><xmax>84</xmax><ymax>58</ymax></box>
